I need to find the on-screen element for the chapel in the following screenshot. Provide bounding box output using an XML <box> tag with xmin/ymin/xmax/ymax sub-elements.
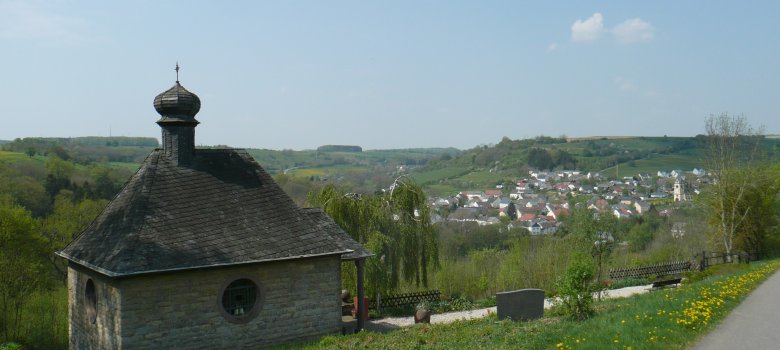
<box><xmin>58</xmin><ymin>71</ymin><xmax>370</xmax><ymax>349</ymax></box>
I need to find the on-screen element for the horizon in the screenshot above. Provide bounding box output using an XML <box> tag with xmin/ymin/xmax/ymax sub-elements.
<box><xmin>0</xmin><ymin>133</ymin><xmax>730</xmax><ymax>152</ymax></box>
<box><xmin>2</xmin><ymin>1</ymin><xmax>778</xmax><ymax>149</ymax></box>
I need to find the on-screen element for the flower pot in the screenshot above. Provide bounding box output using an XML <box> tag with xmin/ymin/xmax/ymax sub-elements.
<box><xmin>414</xmin><ymin>309</ymin><xmax>431</xmax><ymax>324</ymax></box>
<box><xmin>352</xmin><ymin>296</ymin><xmax>369</xmax><ymax>320</ymax></box>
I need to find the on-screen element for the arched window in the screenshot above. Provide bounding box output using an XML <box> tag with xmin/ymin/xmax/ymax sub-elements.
<box><xmin>85</xmin><ymin>279</ymin><xmax>97</xmax><ymax>325</ymax></box>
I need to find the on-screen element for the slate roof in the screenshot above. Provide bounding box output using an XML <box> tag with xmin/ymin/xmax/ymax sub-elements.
<box><xmin>58</xmin><ymin>148</ymin><xmax>365</xmax><ymax>277</ymax></box>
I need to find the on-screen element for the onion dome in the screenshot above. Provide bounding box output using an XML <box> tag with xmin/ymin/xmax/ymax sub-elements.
<box><xmin>153</xmin><ymin>82</ymin><xmax>201</xmax><ymax>123</ymax></box>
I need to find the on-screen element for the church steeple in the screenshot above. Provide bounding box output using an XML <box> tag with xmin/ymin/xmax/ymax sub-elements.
<box><xmin>153</xmin><ymin>64</ymin><xmax>200</xmax><ymax>166</ymax></box>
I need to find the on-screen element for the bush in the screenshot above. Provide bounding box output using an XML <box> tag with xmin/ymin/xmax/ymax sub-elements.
<box><xmin>684</xmin><ymin>263</ymin><xmax>749</xmax><ymax>285</ymax></box>
<box><xmin>683</xmin><ymin>269</ymin><xmax>713</xmax><ymax>285</ymax></box>
<box><xmin>474</xmin><ymin>296</ymin><xmax>496</xmax><ymax>308</ymax></box>
<box><xmin>608</xmin><ymin>277</ymin><xmax>653</xmax><ymax>289</ymax></box>
<box><xmin>430</xmin><ymin>296</ymin><xmax>476</xmax><ymax>313</ymax></box>
<box><xmin>555</xmin><ymin>255</ymin><xmax>595</xmax><ymax>320</ymax></box>
<box><xmin>448</xmin><ymin>296</ymin><xmax>475</xmax><ymax>311</ymax></box>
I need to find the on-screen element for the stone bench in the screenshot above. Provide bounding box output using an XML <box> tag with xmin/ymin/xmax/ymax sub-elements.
<box><xmin>496</xmin><ymin>289</ymin><xmax>544</xmax><ymax>321</ymax></box>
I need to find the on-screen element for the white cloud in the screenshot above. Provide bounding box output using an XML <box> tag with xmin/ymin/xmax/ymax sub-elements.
<box><xmin>614</xmin><ymin>76</ymin><xmax>634</xmax><ymax>91</ymax></box>
<box><xmin>0</xmin><ymin>0</ymin><xmax>89</xmax><ymax>47</ymax></box>
<box><xmin>571</xmin><ymin>13</ymin><xmax>604</xmax><ymax>43</ymax></box>
<box><xmin>613</xmin><ymin>18</ymin><xmax>655</xmax><ymax>44</ymax></box>
<box><xmin>547</xmin><ymin>43</ymin><xmax>558</xmax><ymax>52</ymax></box>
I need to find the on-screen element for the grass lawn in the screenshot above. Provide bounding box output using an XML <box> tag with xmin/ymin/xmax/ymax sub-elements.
<box><xmin>602</xmin><ymin>152</ymin><xmax>705</xmax><ymax>179</ymax></box>
<box><xmin>410</xmin><ymin>167</ymin><xmax>471</xmax><ymax>185</ymax></box>
<box><xmin>422</xmin><ymin>183</ymin><xmax>460</xmax><ymax>197</ymax></box>
<box><xmin>285</xmin><ymin>165</ymin><xmax>370</xmax><ymax>177</ymax></box>
<box><xmin>283</xmin><ymin>259</ymin><xmax>780</xmax><ymax>349</ymax></box>
<box><xmin>0</xmin><ymin>151</ymin><xmax>48</xmax><ymax>164</ymax></box>
<box><xmin>454</xmin><ymin>170</ymin><xmax>508</xmax><ymax>188</ymax></box>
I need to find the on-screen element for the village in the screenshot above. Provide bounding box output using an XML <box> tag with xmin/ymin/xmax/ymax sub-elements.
<box><xmin>428</xmin><ymin>168</ymin><xmax>706</xmax><ymax>234</ymax></box>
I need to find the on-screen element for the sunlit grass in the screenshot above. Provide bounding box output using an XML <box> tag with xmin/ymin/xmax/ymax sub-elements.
<box><xmin>283</xmin><ymin>259</ymin><xmax>780</xmax><ymax>349</ymax></box>
<box><xmin>410</xmin><ymin>167</ymin><xmax>470</xmax><ymax>185</ymax></box>
<box><xmin>285</xmin><ymin>165</ymin><xmax>370</xmax><ymax>177</ymax></box>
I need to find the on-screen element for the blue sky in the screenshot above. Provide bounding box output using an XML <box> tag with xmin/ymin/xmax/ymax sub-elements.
<box><xmin>1</xmin><ymin>1</ymin><xmax>778</xmax><ymax>150</ymax></box>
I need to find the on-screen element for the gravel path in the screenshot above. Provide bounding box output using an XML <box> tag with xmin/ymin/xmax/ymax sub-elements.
<box><xmin>364</xmin><ymin>284</ymin><xmax>653</xmax><ymax>332</ymax></box>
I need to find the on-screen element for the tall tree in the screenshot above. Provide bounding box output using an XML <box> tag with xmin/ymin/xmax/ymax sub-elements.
<box><xmin>0</xmin><ymin>196</ymin><xmax>49</xmax><ymax>340</ymax></box>
<box><xmin>528</xmin><ymin>148</ymin><xmax>554</xmax><ymax>170</ymax></box>
<box><xmin>506</xmin><ymin>201</ymin><xmax>518</xmax><ymax>221</ymax></box>
<box><xmin>730</xmin><ymin>165</ymin><xmax>780</xmax><ymax>255</ymax></box>
<box><xmin>308</xmin><ymin>178</ymin><xmax>438</xmax><ymax>296</ymax></box>
<box><xmin>562</xmin><ymin>207</ymin><xmax>617</xmax><ymax>297</ymax></box>
<box><xmin>41</xmin><ymin>191</ymin><xmax>107</xmax><ymax>278</ymax></box>
<box><xmin>702</xmin><ymin>114</ymin><xmax>771</xmax><ymax>258</ymax></box>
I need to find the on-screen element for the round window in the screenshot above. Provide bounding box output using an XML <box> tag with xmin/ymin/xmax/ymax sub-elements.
<box><xmin>85</xmin><ymin>279</ymin><xmax>97</xmax><ymax>325</ymax></box>
<box><xmin>221</xmin><ymin>278</ymin><xmax>259</xmax><ymax>319</ymax></box>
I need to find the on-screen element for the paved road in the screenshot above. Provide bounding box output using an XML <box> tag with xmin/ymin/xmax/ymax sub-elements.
<box><xmin>692</xmin><ymin>270</ymin><xmax>780</xmax><ymax>349</ymax></box>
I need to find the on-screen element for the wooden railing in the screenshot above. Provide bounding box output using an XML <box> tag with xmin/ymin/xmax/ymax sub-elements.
<box><xmin>609</xmin><ymin>261</ymin><xmax>693</xmax><ymax>280</ymax></box>
<box><xmin>610</xmin><ymin>250</ymin><xmax>759</xmax><ymax>281</ymax></box>
<box><xmin>698</xmin><ymin>251</ymin><xmax>758</xmax><ymax>270</ymax></box>
<box><xmin>369</xmin><ymin>290</ymin><xmax>441</xmax><ymax>310</ymax></box>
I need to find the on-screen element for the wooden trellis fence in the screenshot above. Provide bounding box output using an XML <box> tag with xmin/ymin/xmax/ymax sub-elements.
<box><xmin>369</xmin><ymin>290</ymin><xmax>441</xmax><ymax>310</ymax></box>
<box><xmin>609</xmin><ymin>261</ymin><xmax>693</xmax><ymax>280</ymax></box>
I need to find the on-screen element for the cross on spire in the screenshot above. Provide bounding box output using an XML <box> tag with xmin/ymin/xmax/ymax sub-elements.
<box><xmin>175</xmin><ymin>62</ymin><xmax>180</xmax><ymax>82</ymax></box>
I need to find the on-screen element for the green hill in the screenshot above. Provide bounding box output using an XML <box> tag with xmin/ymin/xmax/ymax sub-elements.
<box><xmin>245</xmin><ymin>147</ymin><xmax>458</xmax><ymax>174</ymax></box>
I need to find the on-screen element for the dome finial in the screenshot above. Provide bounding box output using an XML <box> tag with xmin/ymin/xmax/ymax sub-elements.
<box><xmin>175</xmin><ymin>62</ymin><xmax>180</xmax><ymax>83</ymax></box>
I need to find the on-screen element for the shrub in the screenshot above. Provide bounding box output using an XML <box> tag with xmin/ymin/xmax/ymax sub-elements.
<box><xmin>555</xmin><ymin>255</ymin><xmax>595</xmax><ymax>320</ymax></box>
<box><xmin>448</xmin><ymin>296</ymin><xmax>475</xmax><ymax>311</ymax></box>
<box><xmin>608</xmin><ymin>277</ymin><xmax>653</xmax><ymax>289</ymax></box>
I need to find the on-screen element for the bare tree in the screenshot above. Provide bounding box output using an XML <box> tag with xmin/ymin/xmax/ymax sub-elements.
<box><xmin>703</xmin><ymin>114</ymin><xmax>765</xmax><ymax>258</ymax></box>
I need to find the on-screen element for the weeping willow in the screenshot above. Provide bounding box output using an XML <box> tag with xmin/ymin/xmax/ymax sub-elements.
<box><xmin>308</xmin><ymin>178</ymin><xmax>439</xmax><ymax>296</ymax></box>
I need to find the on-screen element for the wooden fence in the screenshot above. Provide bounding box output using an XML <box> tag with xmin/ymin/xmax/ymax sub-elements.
<box><xmin>369</xmin><ymin>290</ymin><xmax>441</xmax><ymax>310</ymax></box>
<box><xmin>609</xmin><ymin>261</ymin><xmax>694</xmax><ymax>280</ymax></box>
<box><xmin>698</xmin><ymin>251</ymin><xmax>759</xmax><ymax>270</ymax></box>
<box><xmin>610</xmin><ymin>250</ymin><xmax>759</xmax><ymax>280</ymax></box>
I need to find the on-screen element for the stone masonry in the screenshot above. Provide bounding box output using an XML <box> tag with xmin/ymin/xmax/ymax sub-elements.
<box><xmin>68</xmin><ymin>255</ymin><xmax>342</xmax><ymax>349</ymax></box>
<box><xmin>68</xmin><ymin>264</ymin><xmax>123</xmax><ymax>349</ymax></box>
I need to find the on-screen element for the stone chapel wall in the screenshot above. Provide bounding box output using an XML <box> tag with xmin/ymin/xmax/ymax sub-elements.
<box><xmin>68</xmin><ymin>264</ymin><xmax>123</xmax><ymax>350</ymax></box>
<box><xmin>118</xmin><ymin>255</ymin><xmax>342</xmax><ymax>349</ymax></box>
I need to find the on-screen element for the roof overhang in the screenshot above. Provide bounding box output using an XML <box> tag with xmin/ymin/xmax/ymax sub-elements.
<box><xmin>56</xmin><ymin>249</ymin><xmax>352</xmax><ymax>278</ymax></box>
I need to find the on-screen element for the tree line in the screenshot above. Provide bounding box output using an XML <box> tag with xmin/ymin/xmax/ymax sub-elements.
<box><xmin>0</xmin><ymin>154</ymin><xmax>129</xmax><ymax>348</ymax></box>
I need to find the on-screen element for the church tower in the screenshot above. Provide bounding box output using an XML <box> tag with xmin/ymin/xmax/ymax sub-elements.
<box><xmin>673</xmin><ymin>176</ymin><xmax>688</xmax><ymax>202</ymax></box>
<box><xmin>153</xmin><ymin>63</ymin><xmax>200</xmax><ymax>166</ymax></box>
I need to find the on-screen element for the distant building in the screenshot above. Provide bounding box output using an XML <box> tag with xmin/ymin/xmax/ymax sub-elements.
<box><xmin>634</xmin><ymin>201</ymin><xmax>651</xmax><ymax>215</ymax></box>
<box><xmin>673</xmin><ymin>176</ymin><xmax>690</xmax><ymax>202</ymax></box>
